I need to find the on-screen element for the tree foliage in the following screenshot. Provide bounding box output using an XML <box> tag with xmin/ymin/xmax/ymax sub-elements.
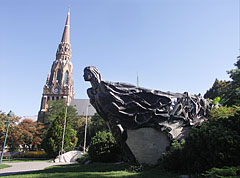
<box><xmin>44</xmin><ymin>99</ymin><xmax>78</xmax><ymax>128</ymax></box>
<box><xmin>75</xmin><ymin>113</ymin><xmax>109</xmax><ymax>149</ymax></box>
<box><xmin>18</xmin><ymin>119</ymin><xmax>45</xmax><ymax>151</ymax></box>
<box><xmin>41</xmin><ymin>100</ymin><xmax>78</xmax><ymax>158</ymax></box>
<box><xmin>204</xmin><ymin>57</ymin><xmax>240</xmax><ymax>106</ymax></box>
<box><xmin>88</xmin><ymin>131</ymin><xmax>121</xmax><ymax>163</ymax></box>
<box><xmin>0</xmin><ymin>111</ymin><xmax>22</xmax><ymax>151</ymax></box>
<box><xmin>162</xmin><ymin>106</ymin><xmax>240</xmax><ymax>173</ymax></box>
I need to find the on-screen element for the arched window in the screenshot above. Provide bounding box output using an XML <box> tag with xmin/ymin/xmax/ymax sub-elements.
<box><xmin>64</xmin><ymin>70</ymin><xmax>69</xmax><ymax>84</ymax></box>
<box><xmin>57</xmin><ymin>69</ymin><xmax>61</xmax><ymax>83</ymax></box>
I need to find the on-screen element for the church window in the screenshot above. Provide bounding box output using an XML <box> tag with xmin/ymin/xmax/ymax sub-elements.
<box><xmin>56</xmin><ymin>96</ymin><xmax>59</xmax><ymax>100</ymax></box>
<box><xmin>57</xmin><ymin>69</ymin><xmax>61</xmax><ymax>83</ymax></box>
<box><xmin>47</xmin><ymin>96</ymin><xmax>50</xmax><ymax>101</ymax></box>
<box><xmin>52</xmin><ymin>96</ymin><xmax>55</xmax><ymax>100</ymax></box>
<box><xmin>64</xmin><ymin>70</ymin><xmax>69</xmax><ymax>84</ymax></box>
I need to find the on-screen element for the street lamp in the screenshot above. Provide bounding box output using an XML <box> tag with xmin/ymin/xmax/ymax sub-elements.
<box><xmin>59</xmin><ymin>106</ymin><xmax>68</xmax><ymax>162</ymax></box>
<box><xmin>0</xmin><ymin>110</ymin><xmax>13</xmax><ymax>164</ymax></box>
<box><xmin>83</xmin><ymin>105</ymin><xmax>91</xmax><ymax>153</ymax></box>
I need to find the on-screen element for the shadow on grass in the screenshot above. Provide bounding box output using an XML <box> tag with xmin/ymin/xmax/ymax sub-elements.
<box><xmin>1</xmin><ymin>163</ymin><xmax>180</xmax><ymax>178</ymax></box>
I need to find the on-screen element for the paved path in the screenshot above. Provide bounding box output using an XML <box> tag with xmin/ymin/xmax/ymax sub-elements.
<box><xmin>0</xmin><ymin>161</ymin><xmax>75</xmax><ymax>176</ymax></box>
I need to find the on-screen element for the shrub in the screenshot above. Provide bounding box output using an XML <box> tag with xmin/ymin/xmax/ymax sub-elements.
<box><xmin>209</xmin><ymin>106</ymin><xmax>240</xmax><ymax>119</ymax></box>
<box><xmin>202</xmin><ymin>166</ymin><xmax>240</xmax><ymax>177</ymax></box>
<box><xmin>88</xmin><ymin>131</ymin><xmax>121</xmax><ymax>163</ymax></box>
<box><xmin>14</xmin><ymin>150</ymin><xmax>48</xmax><ymax>158</ymax></box>
<box><xmin>76</xmin><ymin>152</ymin><xmax>90</xmax><ymax>164</ymax></box>
<box><xmin>162</xmin><ymin>107</ymin><xmax>240</xmax><ymax>174</ymax></box>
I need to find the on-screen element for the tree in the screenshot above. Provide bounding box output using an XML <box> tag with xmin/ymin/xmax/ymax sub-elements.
<box><xmin>204</xmin><ymin>57</ymin><xmax>240</xmax><ymax>106</ymax></box>
<box><xmin>88</xmin><ymin>131</ymin><xmax>121</xmax><ymax>162</ymax></box>
<box><xmin>41</xmin><ymin>100</ymin><xmax>78</xmax><ymax>158</ymax></box>
<box><xmin>75</xmin><ymin>113</ymin><xmax>109</xmax><ymax>149</ymax></box>
<box><xmin>18</xmin><ymin>119</ymin><xmax>45</xmax><ymax>151</ymax></box>
<box><xmin>44</xmin><ymin>100</ymin><xmax>78</xmax><ymax>128</ymax></box>
<box><xmin>0</xmin><ymin>111</ymin><xmax>22</xmax><ymax>151</ymax></box>
<box><xmin>162</xmin><ymin>106</ymin><xmax>240</xmax><ymax>173</ymax></box>
<box><xmin>204</xmin><ymin>79</ymin><xmax>231</xmax><ymax>104</ymax></box>
<box><xmin>226</xmin><ymin>56</ymin><xmax>240</xmax><ymax>106</ymax></box>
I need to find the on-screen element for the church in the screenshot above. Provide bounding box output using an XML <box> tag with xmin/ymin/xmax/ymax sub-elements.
<box><xmin>37</xmin><ymin>9</ymin><xmax>96</xmax><ymax>122</ymax></box>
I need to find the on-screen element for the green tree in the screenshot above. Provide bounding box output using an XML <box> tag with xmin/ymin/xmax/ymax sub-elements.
<box><xmin>88</xmin><ymin>131</ymin><xmax>121</xmax><ymax>163</ymax></box>
<box><xmin>204</xmin><ymin>79</ymin><xmax>231</xmax><ymax>102</ymax></box>
<box><xmin>204</xmin><ymin>57</ymin><xmax>240</xmax><ymax>106</ymax></box>
<box><xmin>75</xmin><ymin>113</ymin><xmax>109</xmax><ymax>149</ymax></box>
<box><xmin>44</xmin><ymin>99</ymin><xmax>78</xmax><ymax>128</ymax></box>
<box><xmin>41</xmin><ymin>100</ymin><xmax>78</xmax><ymax>158</ymax></box>
<box><xmin>225</xmin><ymin>56</ymin><xmax>240</xmax><ymax>106</ymax></box>
<box><xmin>162</xmin><ymin>106</ymin><xmax>240</xmax><ymax>173</ymax></box>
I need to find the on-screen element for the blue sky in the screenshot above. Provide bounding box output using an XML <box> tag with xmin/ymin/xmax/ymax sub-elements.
<box><xmin>0</xmin><ymin>0</ymin><xmax>238</xmax><ymax>117</ymax></box>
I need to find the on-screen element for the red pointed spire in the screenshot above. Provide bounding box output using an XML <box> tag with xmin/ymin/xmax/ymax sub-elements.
<box><xmin>61</xmin><ymin>8</ymin><xmax>70</xmax><ymax>43</ymax></box>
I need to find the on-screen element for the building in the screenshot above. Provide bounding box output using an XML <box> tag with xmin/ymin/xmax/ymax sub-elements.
<box><xmin>70</xmin><ymin>99</ymin><xmax>96</xmax><ymax>117</ymax></box>
<box><xmin>38</xmin><ymin>9</ymin><xmax>95</xmax><ymax>122</ymax></box>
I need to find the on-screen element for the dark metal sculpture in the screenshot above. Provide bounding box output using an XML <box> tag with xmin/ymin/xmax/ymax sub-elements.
<box><xmin>84</xmin><ymin>66</ymin><xmax>213</xmax><ymax>161</ymax></box>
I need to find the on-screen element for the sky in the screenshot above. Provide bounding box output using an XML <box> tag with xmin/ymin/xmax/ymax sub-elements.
<box><xmin>0</xmin><ymin>0</ymin><xmax>238</xmax><ymax>118</ymax></box>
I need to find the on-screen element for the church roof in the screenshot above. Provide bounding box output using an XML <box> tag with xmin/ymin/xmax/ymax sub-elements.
<box><xmin>70</xmin><ymin>99</ymin><xmax>96</xmax><ymax>117</ymax></box>
<box><xmin>61</xmin><ymin>8</ymin><xmax>70</xmax><ymax>43</ymax></box>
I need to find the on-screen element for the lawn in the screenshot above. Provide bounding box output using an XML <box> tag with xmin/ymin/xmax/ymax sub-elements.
<box><xmin>0</xmin><ymin>164</ymin><xmax>12</xmax><ymax>169</ymax></box>
<box><xmin>1</xmin><ymin>163</ymin><xmax>180</xmax><ymax>178</ymax></box>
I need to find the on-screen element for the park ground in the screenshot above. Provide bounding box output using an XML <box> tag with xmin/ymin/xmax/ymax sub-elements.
<box><xmin>0</xmin><ymin>160</ymin><xmax>182</xmax><ymax>178</ymax></box>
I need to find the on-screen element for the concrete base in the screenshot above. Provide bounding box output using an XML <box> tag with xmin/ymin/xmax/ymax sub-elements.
<box><xmin>54</xmin><ymin>150</ymin><xmax>83</xmax><ymax>163</ymax></box>
<box><xmin>126</xmin><ymin>128</ymin><xmax>170</xmax><ymax>165</ymax></box>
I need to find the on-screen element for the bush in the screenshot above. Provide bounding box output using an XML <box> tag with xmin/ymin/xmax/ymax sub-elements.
<box><xmin>76</xmin><ymin>152</ymin><xmax>90</xmax><ymax>164</ymax></box>
<box><xmin>202</xmin><ymin>166</ymin><xmax>240</xmax><ymax>177</ymax></box>
<box><xmin>162</xmin><ymin>107</ymin><xmax>240</xmax><ymax>174</ymax></box>
<box><xmin>14</xmin><ymin>150</ymin><xmax>48</xmax><ymax>158</ymax></box>
<box><xmin>88</xmin><ymin>131</ymin><xmax>121</xmax><ymax>163</ymax></box>
<box><xmin>209</xmin><ymin>106</ymin><xmax>240</xmax><ymax>119</ymax></box>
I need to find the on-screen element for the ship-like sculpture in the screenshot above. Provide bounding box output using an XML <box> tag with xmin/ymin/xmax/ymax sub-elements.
<box><xmin>84</xmin><ymin>66</ymin><xmax>213</xmax><ymax>164</ymax></box>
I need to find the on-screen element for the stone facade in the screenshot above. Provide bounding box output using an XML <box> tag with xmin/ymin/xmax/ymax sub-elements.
<box><xmin>38</xmin><ymin>10</ymin><xmax>74</xmax><ymax>122</ymax></box>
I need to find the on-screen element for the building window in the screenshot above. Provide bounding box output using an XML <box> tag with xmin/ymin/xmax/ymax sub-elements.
<box><xmin>52</xmin><ymin>96</ymin><xmax>55</xmax><ymax>100</ymax></box>
<box><xmin>64</xmin><ymin>70</ymin><xmax>69</xmax><ymax>84</ymax></box>
<box><xmin>57</xmin><ymin>69</ymin><xmax>61</xmax><ymax>83</ymax></box>
<box><xmin>56</xmin><ymin>96</ymin><xmax>59</xmax><ymax>100</ymax></box>
<box><xmin>47</xmin><ymin>96</ymin><xmax>50</xmax><ymax>101</ymax></box>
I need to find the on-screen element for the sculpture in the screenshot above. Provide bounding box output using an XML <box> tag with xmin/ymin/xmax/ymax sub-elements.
<box><xmin>84</xmin><ymin>66</ymin><xmax>213</xmax><ymax>163</ymax></box>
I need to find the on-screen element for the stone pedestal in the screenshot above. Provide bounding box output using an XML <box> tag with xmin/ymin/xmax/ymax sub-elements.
<box><xmin>126</xmin><ymin>128</ymin><xmax>170</xmax><ymax>165</ymax></box>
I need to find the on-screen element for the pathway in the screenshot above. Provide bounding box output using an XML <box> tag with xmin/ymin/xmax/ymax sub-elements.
<box><xmin>0</xmin><ymin>161</ymin><xmax>75</xmax><ymax>176</ymax></box>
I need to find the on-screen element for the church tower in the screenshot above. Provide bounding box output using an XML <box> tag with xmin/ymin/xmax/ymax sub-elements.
<box><xmin>38</xmin><ymin>9</ymin><xmax>74</xmax><ymax>122</ymax></box>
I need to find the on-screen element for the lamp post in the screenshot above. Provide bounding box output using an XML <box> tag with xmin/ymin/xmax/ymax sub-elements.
<box><xmin>83</xmin><ymin>105</ymin><xmax>90</xmax><ymax>153</ymax></box>
<box><xmin>59</xmin><ymin>106</ymin><xmax>67</xmax><ymax>161</ymax></box>
<box><xmin>0</xmin><ymin>110</ymin><xmax>13</xmax><ymax>164</ymax></box>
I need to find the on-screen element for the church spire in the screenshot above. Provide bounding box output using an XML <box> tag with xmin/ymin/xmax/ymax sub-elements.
<box><xmin>61</xmin><ymin>8</ymin><xmax>70</xmax><ymax>43</ymax></box>
<box><xmin>38</xmin><ymin>8</ymin><xmax>74</xmax><ymax>123</ymax></box>
<box><xmin>56</xmin><ymin>8</ymin><xmax>72</xmax><ymax>60</ymax></box>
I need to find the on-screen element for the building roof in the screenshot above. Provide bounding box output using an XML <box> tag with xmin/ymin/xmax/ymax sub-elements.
<box><xmin>70</xmin><ymin>99</ymin><xmax>96</xmax><ymax>117</ymax></box>
<box><xmin>21</xmin><ymin>115</ymin><xmax>38</xmax><ymax>122</ymax></box>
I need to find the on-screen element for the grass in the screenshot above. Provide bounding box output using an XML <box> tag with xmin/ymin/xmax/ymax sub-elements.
<box><xmin>1</xmin><ymin>162</ymin><xmax>180</xmax><ymax>178</ymax></box>
<box><xmin>0</xmin><ymin>164</ymin><xmax>12</xmax><ymax>169</ymax></box>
